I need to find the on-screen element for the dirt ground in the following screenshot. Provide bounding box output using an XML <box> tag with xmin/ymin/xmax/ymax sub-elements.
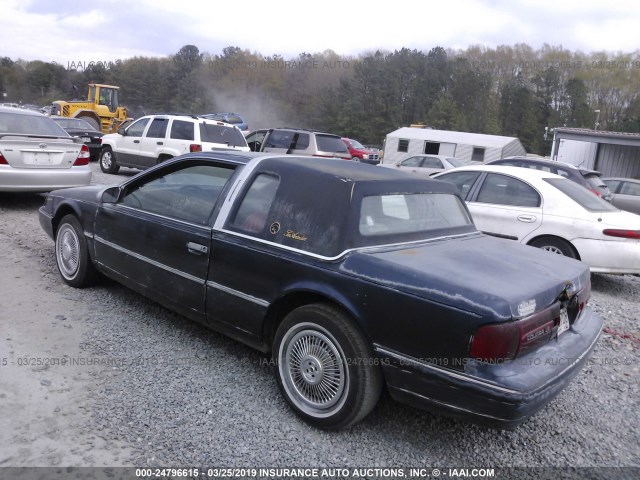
<box><xmin>0</xmin><ymin>193</ymin><xmax>133</xmax><ymax>467</ymax></box>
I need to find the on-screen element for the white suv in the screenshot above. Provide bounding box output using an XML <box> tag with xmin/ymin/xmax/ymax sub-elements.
<box><xmin>99</xmin><ymin>114</ymin><xmax>250</xmax><ymax>174</ymax></box>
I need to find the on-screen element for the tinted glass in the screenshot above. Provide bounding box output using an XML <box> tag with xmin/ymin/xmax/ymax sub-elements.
<box><xmin>54</xmin><ymin>117</ymin><xmax>96</xmax><ymax>130</ymax></box>
<box><xmin>545</xmin><ymin>178</ymin><xmax>618</xmax><ymax>212</ymax></box>
<box><xmin>476</xmin><ymin>173</ymin><xmax>541</xmax><ymax>207</ymax></box>
<box><xmin>199</xmin><ymin>123</ymin><xmax>247</xmax><ymax>147</ymax></box>
<box><xmin>436</xmin><ymin>171</ymin><xmax>481</xmax><ymax>198</ymax></box>
<box><xmin>447</xmin><ymin>157</ymin><xmax>466</xmax><ymax>167</ymax></box>
<box><xmin>230</xmin><ymin>174</ymin><xmax>280</xmax><ymax>234</ymax></box>
<box><xmin>359</xmin><ymin>193</ymin><xmax>472</xmax><ymax>237</ymax></box>
<box><xmin>316</xmin><ymin>134</ymin><xmax>349</xmax><ymax>153</ymax></box>
<box><xmin>265</xmin><ymin>130</ymin><xmax>294</xmax><ymax>148</ymax></box>
<box><xmin>290</xmin><ymin>132</ymin><xmax>309</xmax><ymax>150</ymax></box>
<box><xmin>170</xmin><ymin>120</ymin><xmax>194</xmax><ymax>140</ymax></box>
<box><xmin>225</xmin><ymin>115</ymin><xmax>243</xmax><ymax>124</ymax></box>
<box><xmin>126</xmin><ymin>118</ymin><xmax>150</xmax><ymax>137</ymax></box>
<box><xmin>620</xmin><ymin>181</ymin><xmax>640</xmax><ymax>196</ymax></box>
<box><xmin>349</xmin><ymin>139</ymin><xmax>365</xmax><ymax>149</ymax></box>
<box><xmin>0</xmin><ymin>112</ymin><xmax>68</xmax><ymax>136</ymax></box>
<box><xmin>121</xmin><ymin>164</ymin><xmax>235</xmax><ymax>224</ymax></box>
<box><xmin>423</xmin><ymin>157</ymin><xmax>444</xmax><ymax>169</ymax></box>
<box><xmin>146</xmin><ymin>118</ymin><xmax>168</xmax><ymax>139</ymax></box>
<box><xmin>603</xmin><ymin>179</ymin><xmax>621</xmax><ymax>192</ymax></box>
<box><xmin>400</xmin><ymin>156</ymin><xmax>423</xmax><ymax>167</ymax></box>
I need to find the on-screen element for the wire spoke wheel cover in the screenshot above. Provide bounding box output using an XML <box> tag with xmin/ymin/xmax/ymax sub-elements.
<box><xmin>279</xmin><ymin>323</ymin><xmax>348</xmax><ymax>418</ymax></box>
<box><xmin>56</xmin><ymin>224</ymin><xmax>80</xmax><ymax>279</ymax></box>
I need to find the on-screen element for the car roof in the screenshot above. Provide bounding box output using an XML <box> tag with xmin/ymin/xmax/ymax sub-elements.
<box><xmin>440</xmin><ymin>164</ymin><xmax>567</xmax><ymax>181</ymax></box>
<box><xmin>0</xmin><ymin>105</ymin><xmax>46</xmax><ymax>116</ymax></box>
<box><xmin>493</xmin><ymin>156</ymin><xmax>601</xmax><ymax>175</ymax></box>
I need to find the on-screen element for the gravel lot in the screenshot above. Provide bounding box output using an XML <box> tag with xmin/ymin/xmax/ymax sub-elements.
<box><xmin>0</xmin><ymin>162</ymin><xmax>639</xmax><ymax>475</ymax></box>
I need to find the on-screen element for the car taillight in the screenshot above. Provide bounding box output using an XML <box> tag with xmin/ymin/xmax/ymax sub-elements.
<box><xmin>589</xmin><ymin>187</ymin><xmax>602</xmax><ymax>197</ymax></box>
<box><xmin>73</xmin><ymin>145</ymin><xmax>90</xmax><ymax>166</ymax></box>
<box><xmin>0</xmin><ymin>152</ymin><xmax>8</xmax><ymax>165</ymax></box>
<box><xmin>190</xmin><ymin>144</ymin><xmax>202</xmax><ymax>152</ymax></box>
<box><xmin>603</xmin><ymin>229</ymin><xmax>640</xmax><ymax>239</ymax></box>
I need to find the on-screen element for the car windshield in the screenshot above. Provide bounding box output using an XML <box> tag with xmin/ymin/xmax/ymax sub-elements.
<box><xmin>350</xmin><ymin>139</ymin><xmax>365</xmax><ymax>149</ymax></box>
<box><xmin>54</xmin><ymin>118</ymin><xmax>96</xmax><ymax>130</ymax></box>
<box><xmin>545</xmin><ymin>178</ymin><xmax>618</xmax><ymax>212</ymax></box>
<box><xmin>359</xmin><ymin>193</ymin><xmax>473</xmax><ymax>237</ymax></box>
<box><xmin>0</xmin><ymin>112</ymin><xmax>68</xmax><ymax>137</ymax></box>
<box><xmin>199</xmin><ymin>123</ymin><xmax>247</xmax><ymax>147</ymax></box>
<box><xmin>317</xmin><ymin>134</ymin><xmax>349</xmax><ymax>153</ymax></box>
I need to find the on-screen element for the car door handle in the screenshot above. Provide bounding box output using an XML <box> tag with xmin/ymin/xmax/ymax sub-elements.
<box><xmin>517</xmin><ymin>214</ymin><xmax>537</xmax><ymax>223</ymax></box>
<box><xmin>133</xmin><ymin>140</ymin><xmax>140</xmax><ymax>144</ymax></box>
<box><xmin>187</xmin><ymin>242</ymin><xmax>208</xmax><ymax>255</ymax></box>
<box><xmin>156</xmin><ymin>141</ymin><xmax>163</xmax><ymax>145</ymax></box>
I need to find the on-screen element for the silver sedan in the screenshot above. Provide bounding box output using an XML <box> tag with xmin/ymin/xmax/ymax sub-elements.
<box><xmin>603</xmin><ymin>177</ymin><xmax>640</xmax><ymax>215</ymax></box>
<box><xmin>381</xmin><ymin>154</ymin><xmax>468</xmax><ymax>176</ymax></box>
<box><xmin>0</xmin><ymin>106</ymin><xmax>91</xmax><ymax>192</ymax></box>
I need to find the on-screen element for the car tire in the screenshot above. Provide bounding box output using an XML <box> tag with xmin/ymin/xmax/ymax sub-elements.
<box><xmin>273</xmin><ymin>303</ymin><xmax>383</xmax><ymax>430</ymax></box>
<box><xmin>529</xmin><ymin>236</ymin><xmax>577</xmax><ymax>259</ymax></box>
<box><xmin>351</xmin><ymin>156</ymin><xmax>360</xmax><ymax>162</ymax></box>
<box><xmin>100</xmin><ymin>147</ymin><xmax>120</xmax><ymax>174</ymax></box>
<box><xmin>55</xmin><ymin>215</ymin><xmax>98</xmax><ymax>288</ymax></box>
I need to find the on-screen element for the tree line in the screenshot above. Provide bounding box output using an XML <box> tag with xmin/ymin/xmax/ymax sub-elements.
<box><xmin>1</xmin><ymin>44</ymin><xmax>639</xmax><ymax>155</ymax></box>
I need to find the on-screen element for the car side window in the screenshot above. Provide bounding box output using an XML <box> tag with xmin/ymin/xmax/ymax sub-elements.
<box><xmin>146</xmin><ymin>118</ymin><xmax>168</xmax><ymax>139</ymax></box>
<box><xmin>126</xmin><ymin>118</ymin><xmax>150</xmax><ymax>137</ymax></box>
<box><xmin>401</xmin><ymin>156</ymin><xmax>423</xmax><ymax>167</ymax></box>
<box><xmin>265</xmin><ymin>130</ymin><xmax>294</xmax><ymax>149</ymax></box>
<box><xmin>170</xmin><ymin>120</ymin><xmax>195</xmax><ymax>141</ymax></box>
<box><xmin>246</xmin><ymin>130</ymin><xmax>266</xmax><ymax>151</ymax></box>
<box><xmin>423</xmin><ymin>157</ymin><xmax>444</xmax><ymax>169</ymax></box>
<box><xmin>120</xmin><ymin>164</ymin><xmax>235</xmax><ymax>224</ymax></box>
<box><xmin>229</xmin><ymin>174</ymin><xmax>280</xmax><ymax>234</ymax></box>
<box><xmin>437</xmin><ymin>171</ymin><xmax>481</xmax><ymax>198</ymax></box>
<box><xmin>603</xmin><ymin>179</ymin><xmax>621</xmax><ymax>192</ymax></box>
<box><xmin>476</xmin><ymin>173</ymin><xmax>541</xmax><ymax>207</ymax></box>
<box><xmin>620</xmin><ymin>181</ymin><xmax>640</xmax><ymax>196</ymax></box>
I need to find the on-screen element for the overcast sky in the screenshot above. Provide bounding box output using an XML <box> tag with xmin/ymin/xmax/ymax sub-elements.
<box><xmin>1</xmin><ymin>0</ymin><xmax>638</xmax><ymax>65</ymax></box>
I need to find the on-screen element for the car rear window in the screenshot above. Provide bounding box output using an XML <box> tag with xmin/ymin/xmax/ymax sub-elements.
<box><xmin>199</xmin><ymin>123</ymin><xmax>247</xmax><ymax>148</ymax></box>
<box><xmin>316</xmin><ymin>134</ymin><xmax>349</xmax><ymax>154</ymax></box>
<box><xmin>545</xmin><ymin>178</ymin><xmax>618</xmax><ymax>212</ymax></box>
<box><xmin>0</xmin><ymin>112</ymin><xmax>68</xmax><ymax>137</ymax></box>
<box><xmin>359</xmin><ymin>193</ymin><xmax>473</xmax><ymax>237</ymax></box>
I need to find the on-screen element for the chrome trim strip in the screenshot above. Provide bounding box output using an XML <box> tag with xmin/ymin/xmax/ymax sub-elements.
<box><xmin>94</xmin><ymin>235</ymin><xmax>204</xmax><ymax>284</ymax></box>
<box><xmin>212</xmin><ymin>230</ymin><xmax>480</xmax><ymax>262</ymax></box>
<box><xmin>374</xmin><ymin>346</ymin><xmax>520</xmax><ymax>395</ymax></box>
<box><xmin>206</xmin><ymin>280</ymin><xmax>269</xmax><ymax>307</ymax></box>
<box><xmin>84</xmin><ymin>231</ymin><xmax>94</xmax><ymax>239</ymax></box>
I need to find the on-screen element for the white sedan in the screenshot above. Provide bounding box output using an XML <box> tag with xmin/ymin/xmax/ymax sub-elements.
<box><xmin>381</xmin><ymin>154</ymin><xmax>468</xmax><ymax>176</ymax></box>
<box><xmin>434</xmin><ymin>165</ymin><xmax>640</xmax><ymax>275</ymax></box>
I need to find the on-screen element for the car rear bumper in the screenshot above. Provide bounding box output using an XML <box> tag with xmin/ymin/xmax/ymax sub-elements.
<box><xmin>0</xmin><ymin>166</ymin><xmax>92</xmax><ymax>192</ymax></box>
<box><xmin>375</xmin><ymin>305</ymin><xmax>602</xmax><ymax>428</ymax></box>
<box><xmin>573</xmin><ymin>238</ymin><xmax>640</xmax><ymax>274</ymax></box>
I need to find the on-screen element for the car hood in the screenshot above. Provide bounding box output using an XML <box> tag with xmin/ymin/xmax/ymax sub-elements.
<box><xmin>340</xmin><ymin>233</ymin><xmax>590</xmax><ymax>320</ymax></box>
<box><xmin>47</xmin><ymin>184</ymin><xmax>109</xmax><ymax>203</ymax></box>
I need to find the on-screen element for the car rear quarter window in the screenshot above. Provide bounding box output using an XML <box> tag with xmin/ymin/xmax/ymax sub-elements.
<box><xmin>229</xmin><ymin>174</ymin><xmax>280</xmax><ymax>234</ymax></box>
<box><xmin>199</xmin><ymin>123</ymin><xmax>247</xmax><ymax>148</ymax></box>
<box><xmin>476</xmin><ymin>173</ymin><xmax>541</xmax><ymax>207</ymax></box>
<box><xmin>146</xmin><ymin>118</ymin><xmax>168</xmax><ymax>139</ymax></box>
<box><xmin>170</xmin><ymin>120</ymin><xmax>195</xmax><ymax>141</ymax></box>
<box><xmin>620</xmin><ymin>181</ymin><xmax>640</xmax><ymax>196</ymax></box>
<box><xmin>316</xmin><ymin>134</ymin><xmax>349</xmax><ymax>154</ymax></box>
<box><xmin>545</xmin><ymin>178</ymin><xmax>618</xmax><ymax>212</ymax></box>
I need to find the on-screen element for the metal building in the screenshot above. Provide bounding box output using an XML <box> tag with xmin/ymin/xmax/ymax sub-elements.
<box><xmin>382</xmin><ymin>127</ymin><xmax>526</xmax><ymax>165</ymax></box>
<box><xmin>550</xmin><ymin>128</ymin><xmax>640</xmax><ymax>178</ymax></box>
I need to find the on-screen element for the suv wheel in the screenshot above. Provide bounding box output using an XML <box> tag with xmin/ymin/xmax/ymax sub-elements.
<box><xmin>351</xmin><ymin>156</ymin><xmax>360</xmax><ymax>162</ymax></box>
<box><xmin>100</xmin><ymin>147</ymin><xmax>120</xmax><ymax>174</ymax></box>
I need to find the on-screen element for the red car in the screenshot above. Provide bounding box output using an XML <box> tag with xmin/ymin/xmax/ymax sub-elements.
<box><xmin>342</xmin><ymin>138</ymin><xmax>380</xmax><ymax>165</ymax></box>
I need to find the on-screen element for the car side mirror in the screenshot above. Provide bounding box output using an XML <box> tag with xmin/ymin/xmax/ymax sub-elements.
<box><xmin>118</xmin><ymin>127</ymin><xmax>126</xmax><ymax>136</ymax></box>
<box><xmin>102</xmin><ymin>186</ymin><xmax>121</xmax><ymax>204</ymax></box>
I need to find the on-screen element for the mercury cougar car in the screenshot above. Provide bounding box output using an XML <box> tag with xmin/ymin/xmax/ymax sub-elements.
<box><xmin>39</xmin><ymin>152</ymin><xmax>602</xmax><ymax>429</ymax></box>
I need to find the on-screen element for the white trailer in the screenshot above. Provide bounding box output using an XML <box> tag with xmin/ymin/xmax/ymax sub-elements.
<box><xmin>382</xmin><ymin>127</ymin><xmax>526</xmax><ymax>164</ymax></box>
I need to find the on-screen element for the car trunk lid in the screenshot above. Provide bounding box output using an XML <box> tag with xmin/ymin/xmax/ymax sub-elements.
<box><xmin>0</xmin><ymin>135</ymin><xmax>81</xmax><ymax>169</ymax></box>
